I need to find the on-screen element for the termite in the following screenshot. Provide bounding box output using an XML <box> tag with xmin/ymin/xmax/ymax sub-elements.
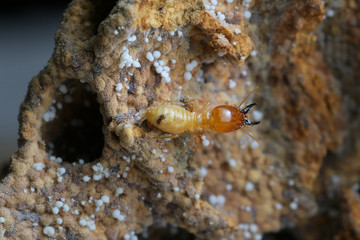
<box><xmin>145</xmin><ymin>88</ymin><xmax>260</xmax><ymax>141</ymax></box>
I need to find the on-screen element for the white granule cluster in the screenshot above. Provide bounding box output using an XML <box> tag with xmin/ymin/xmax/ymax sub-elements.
<box><xmin>115</xmin><ymin>83</ymin><xmax>123</xmax><ymax>92</ymax></box>
<box><xmin>118</xmin><ymin>47</ymin><xmax>141</xmax><ymax>69</ymax></box>
<box><xmin>43</xmin><ymin>106</ymin><xmax>56</xmax><ymax>122</ymax></box>
<box><xmin>217</xmin><ymin>11</ymin><xmax>225</xmax><ymax>21</ymax></box>
<box><xmin>112</xmin><ymin>209</ymin><xmax>126</xmax><ymax>221</ymax></box>
<box><xmin>124</xmin><ymin>231</ymin><xmax>138</xmax><ymax>240</ymax></box>
<box><xmin>146</xmin><ymin>52</ymin><xmax>154</xmax><ymax>62</ymax></box>
<box><xmin>92</xmin><ymin>163</ymin><xmax>110</xmax><ymax>181</ymax></box>
<box><xmin>79</xmin><ymin>218</ymin><xmax>96</xmax><ymax>230</ymax></box>
<box><xmin>49</xmin><ymin>155</ymin><xmax>62</xmax><ymax>163</ymax></box>
<box><xmin>184</xmin><ymin>60</ymin><xmax>198</xmax><ymax>81</ymax></box>
<box><xmin>201</xmin><ymin>135</ymin><xmax>210</xmax><ymax>147</ymax></box>
<box><xmin>208</xmin><ymin>194</ymin><xmax>226</xmax><ymax>207</ymax></box>
<box><xmin>32</xmin><ymin>163</ymin><xmax>44</xmax><ymax>171</ymax></box>
<box><xmin>244</xmin><ymin>181</ymin><xmax>255</xmax><ymax>192</ymax></box>
<box><xmin>56</xmin><ymin>167</ymin><xmax>66</xmax><ymax>183</ymax></box>
<box><xmin>43</xmin><ymin>226</ymin><xmax>55</xmax><ymax>237</ymax></box>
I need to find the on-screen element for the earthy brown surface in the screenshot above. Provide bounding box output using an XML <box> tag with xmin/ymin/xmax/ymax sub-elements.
<box><xmin>0</xmin><ymin>0</ymin><xmax>359</xmax><ymax>239</ymax></box>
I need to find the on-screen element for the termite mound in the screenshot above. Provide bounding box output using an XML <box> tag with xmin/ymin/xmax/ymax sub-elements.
<box><xmin>0</xmin><ymin>0</ymin><xmax>355</xmax><ymax>239</ymax></box>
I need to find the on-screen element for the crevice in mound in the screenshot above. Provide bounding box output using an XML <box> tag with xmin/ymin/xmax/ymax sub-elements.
<box><xmin>138</xmin><ymin>223</ymin><xmax>196</xmax><ymax>240</ymax></box>
<box><xmin>41</xmin><ymin>79</ymin><xmax>104</xmax><ymax>163</ymax></box>
<box><xmin>262</xmin><ymin>228</ymin><xmax>299</xmax><ymax>240</ymax></box>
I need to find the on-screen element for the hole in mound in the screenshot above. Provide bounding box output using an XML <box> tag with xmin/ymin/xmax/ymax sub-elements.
<box><xmin>0</xmin><ymin>159</ymin><xmax>11</xmax><ymax>181</ymax></box>
<box><xmin>138</xmin><ymin>223</ymin><xmax>196</xmax><ymax>240</ymax></box>
<box><xmin>262</xmin><ymin>228</ymin><xmax>299</xmax><ymax>240</ymax></box>
<box><xmin>41</xmin><ymin>80</ymin><xmax>104</xmax><ymax>163</ymax></box>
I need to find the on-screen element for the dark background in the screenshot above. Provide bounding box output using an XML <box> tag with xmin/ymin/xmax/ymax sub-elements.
<box><xmin>0</xmin><ymin>1</ymin><xmax>71</xmax><ymax>168</ymax></box>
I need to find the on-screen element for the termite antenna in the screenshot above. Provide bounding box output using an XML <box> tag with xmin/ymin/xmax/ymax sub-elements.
<box><xmin>237</xmin><ymin>86</ymin><xmax>259</xmax><ymax>109</ymax></box>
<box><xmin>241</xmin><ymin>128</ymin><xmax>261</xmax><ymax>145</ymax></box>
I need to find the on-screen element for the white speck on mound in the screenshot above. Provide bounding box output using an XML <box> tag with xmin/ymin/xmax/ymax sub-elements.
<box><xmin>83</xmin><ymin>176</ymin><xmax>91</xmax><ymax>182</ymax></box>
<box><xmin>229</xmin><ymin>79</ymin><xmax>236</xmax><ymax>89</ymax></box>
<box><xmin>252</xmin><ymin>110</ymin><xmax>263</xmax><ymax>121</ymax></box>
<box><xmin>327</xmin><ymin>9</ymin><xmax>335</xmax><ymax>17</ymax></box>
<box><xmin>245</xmin><ymin>181</ymin><xmax>255</xmax><ymax>192</ymax></box>
<box><xmin>290</xmin><ymin>201</ymin><xmax>298</xmax><ymax>210</ymax></box>
<box><xmin>146</xmin><ymin>52</ymin><xmax>154</xmax><ymax>62</ymax></box>
<box><xmin>251</xmin><ymin>50</ymin><xmax>258</xmax><ymax>56</ymax></box>
<box><xmin>168</xmin><ymin>166</ymin><xmax>174</xmax><ymax>173</ymax></box>
<box><xmin>226</xmin><ymin>184</ymin><xmax>233</xmax><ymax>191</ymax></box>
<box><xmin>184</xmin><ymin>72</ymin><xmax>192</xmax><ymax>80</ymax></box>
<box><xmin>211</xmin><ymin>0</ymin><xmax>217</xmax><ymax>5</ymax></box>
<box><xmin>275</xmin><ymin>202</ymin><xmax>283</xmax><ymax>210</ymax></box>
<box><xmin>195</xmin><ymin>193</ymin><xmax>200</xmax><ymax>199</ymax></box>
<box><xmin>102</xmin><ymin>195</ymin><xmax>110</xmax><ymax>203</ymax></box>
<box><xmin>200</xmin><ymin>167</ymin><xmax>207</xmax><ymax>177</ymax></box>
<box><xmin>244</xmin><ymin>10</ymin><xmax>252</xmax><ymax>19</ymax></box>
<box><xmin>227</xmin><ymin>158</ymin><xmax>237</xmax><ymax>167</ymax></box>
<box><xmin>226</xmin><ymin>0</ymin><xmax>233</xmax><ymax>3</ymax></box>
<box><xmin>52</xmin><ymin>207</ymin><xmax>59</xmax><ymax>215</ymax></box>
<box><xmin>55</xmin><ymin>201</ymin><xmax>64</xmax><ymax>208</ymax></box>
<box><xmin>132</xmin><ymin>60</ymin><xmax>141</xmax><ymax>68</ymax></box>
<box><xmin>173</xmin><ymin>187</ymin><xmax>179</xmax><ymax>192</ymax></box>
<box><xmin>57</xmin><ymin>218</ymin><xmax>63</xmax><ymax>224</ymax></box>
<box><xmin>157</xmin><ymin>193</ymin><xmax>162</xmax><ymax>199</ymax></box>
<box><xmin>235</xmin><ymin>28</ymin><xmax>241</xmax><ymax>34</ymax></box>
<box><xmin>128</xmin><ymin>35</ymin><xmax>137</xmax><ymax>42</ymax></box>
<box><xmin>59</xmin><ymin>85</ymin><xmax>68</xmax><ymax>94</ymax></box>
<box><xmin>32</xmin><ymin>163</ymin><xmax>44</xmax><ymax>171</ymax></box>
<box><xmin>157</xmin><ymin>36</ymin><xmax>162</xmax><ymax>41</ymax></box>
<box><xmin>0</xmin><ymin>217</ymin><xmax>5</xmax><ymax>223</ymax></box>
<box><xmin>250</xmin><ymin>140</ymin><xmax>259</xmax><ymax>149</ymax></box>
<box><xmin>153</xmin><ymin>51</ymin><xmax>161</xmax><ymax>59</ymax></box>
<box><xmin>115</xmin><ymin>187</ymin><xmax>124</xmax><ymax>196</ymax></box>
<box><xmin>63</xmin><ymin>204</ymin><xmax>70</xmax><ymax>212</ymax></box>
<box><xmin>43</xmin><ymin>226</ymin><xmax>55</xmax><ymax>237</ymax></box>
<box><xmin>114</xmin><ymin>30</ymin><xmax>119</xmax><ymax>35</ymax></box>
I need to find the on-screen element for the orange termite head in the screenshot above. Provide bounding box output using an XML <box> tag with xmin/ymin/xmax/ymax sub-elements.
<box><xmin>210</xmin><ymin>103</ymin><xmax>260</xmax><ymax>133</ymax></box>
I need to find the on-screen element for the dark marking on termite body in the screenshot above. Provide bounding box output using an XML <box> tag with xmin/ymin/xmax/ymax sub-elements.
<box><xmin>157</xmin><ymin>114</ymin><xmax>166</xmax><ymax>125</ymax></box>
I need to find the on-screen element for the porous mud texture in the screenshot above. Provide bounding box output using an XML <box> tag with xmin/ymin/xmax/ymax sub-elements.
<box><xmin>0</xmin><ymin>0</ymin><xmax>359</xmax><ymax>239</ymax></box>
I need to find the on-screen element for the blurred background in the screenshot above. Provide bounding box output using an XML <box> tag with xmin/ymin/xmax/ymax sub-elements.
<box><xmin>0</xmin><ymin>1</ymin><xmax>70</xmax><ymax>169</ymax></box>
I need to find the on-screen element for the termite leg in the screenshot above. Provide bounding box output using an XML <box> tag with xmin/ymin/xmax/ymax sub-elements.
<box><xmin>182</xmin><ymin>136</ymin><xmax>194</xmax><ymax>156</ymax></box>
<box><xmin>147</xmin><ymin>133</ymin><xmax>179</xmax><ymax>140</ymax></box>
